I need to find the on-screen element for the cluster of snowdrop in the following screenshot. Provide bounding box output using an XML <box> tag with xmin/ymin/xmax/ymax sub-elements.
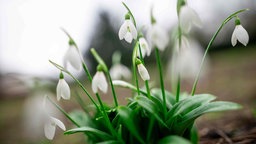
<box><xmin>42</xmin><ymin>0</ymin><xmax>249</xmax><ymax>142</ymax></box>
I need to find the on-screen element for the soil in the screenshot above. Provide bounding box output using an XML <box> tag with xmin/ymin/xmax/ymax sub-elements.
<box><xmin>198</xmin><ymin>109</ymin><xmax>256</xmax><ymax>144</ymax></box>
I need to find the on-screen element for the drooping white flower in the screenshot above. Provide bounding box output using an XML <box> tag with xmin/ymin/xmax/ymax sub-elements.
<box><xmin>110</xmin><ymin>64</ymin><xmax>131</xmax><ymax>80</ymax></box>
<box><xmin>56</xmin><ymin>78</ymin><xmax>70</xmax><ymax>101</ymax></box>
<box><xmin>231</xmin><ymin>24</ymin><xmax>249</xmax><ymax>46</ymax></box>
<box><xmin>118</xmin><ymin>19</ymin><xmax>137</xmax><ymax>43</ymax></box>
<box><xmin>92</xmin><ymin>71</ymin><xmax>108</xmax><ymax>93</ymax></box>
<box><xmin>147</xmin><ymin>24</ymin><xmax>169</xmax><ymax>51</ymax></box>
<box><xmin>44</xmin><ymin>116</ymin><xmax>66</xmax><ymax>140</ymax></box>
<box><xmin>137</xmin><ymin>63</ymin><xmax>150</xmax><ymax>81</ymax></box>
<box><xmin>170</xmin><ymin>37</ymin><xmax>207</xmax><ymax>80</ymax></box>
<box><xmin>138</xmin><ymin>37</ymin><xmax>151</xmax><ymax>58</ymax></box>
<box><xmin>63</xmin><ymin>45</ymin><xmax>82</xmax><ymax>70</ymax></box>
<box><xmin>179</xmin><ymin>5</ymin><xmax>202</xmax><ymax>33</ymax></box>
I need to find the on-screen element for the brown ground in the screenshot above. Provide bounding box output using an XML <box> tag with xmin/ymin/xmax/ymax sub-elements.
<box><xmin>0</xmin><ymin>45</ymin><xmax>256</xmax><ymax>143</ymax></box>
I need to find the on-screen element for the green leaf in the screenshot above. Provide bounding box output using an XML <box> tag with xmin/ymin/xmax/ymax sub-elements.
<box><xmin>174</xmin><ymin>101</ymin><xmax>241</xmax><ymax>135</ymax></box>
<box><xmin>117</xmin><ymin>106</ymin><xmax>145</xmax><ymax>144</ymax></box>
<box><xmin>64</xmin><ymin>127</ymin><xmax>113</xmax><ymax>140</ymax></box>
<box><xmin>166</xmin><ymin>94</ymin><xmax>216</xmax><ymax>124</ymax></box>
<box><xmin>135</xmin><ymin>96</ymin><xmax>168</xmax><ymax>128</ymax></box>
<box><xmin>151</xmin><ymin>88</ymin><xmax>176</xmax><ymax>109</ymax></box>
<box><xmin>182</xmin><ymin>101</ymin><xmax>242</xmax><ymax>122</ymax></box>
<box><xmin>158</xmin><ymin>135</ymin><xmax>191</xmax><ymax>144</ymax></box>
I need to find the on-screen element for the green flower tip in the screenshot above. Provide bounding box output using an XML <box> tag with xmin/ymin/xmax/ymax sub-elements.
<box><xmin>135</xmin><ymin>58</ymin><xmax>142</xmax><ymax>65</ymax></box>
<box><xmin>97</xmin><ymin>65</ymin><xmax>104</xmax><ymax>72</ymax></box>
<box><xmin>150</xmin><ymin>7</ymin><xmax>156</xmax><ymax>24</ymax></box>
<box><xmin>69</xmin><ymin>39</ymin><xmax>75</xmax><ymax>46</ymax></box>
<box><xmin>125</xmin><ymin>13</ymin><xmax>130</xmax><ymax>20</ymax></box>
<box><xmin>235</xmin><ymin>17</ymin><xmax>241</xmax><ymax>25</ymax></box>
<box><xmin>59</xmin><ymin>72</ymin><xmax>64</xmax><ymax>79</ymax></box>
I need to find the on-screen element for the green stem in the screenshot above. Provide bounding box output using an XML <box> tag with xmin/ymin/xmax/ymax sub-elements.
<box><xmin>155</xmin><ymin>48</ymin><xmax>167</xmax><ymax>115</ymax></box>
<box><xmin>146</xmin><ymin>117</ymin><xmax>155</xmax><ymax>142</ymax></box>
<box><xmin>190</xmin><ymin>9</ymin><xmax>248</xmax><ymax>96</ymax></box>
<box><xmin>74</xmin><ymin>91</ymin><xmax>89</xmax><ymax>114</ymax></box>
<box><xmin>132</xmin><ymin>42</ymin><xmax>140</xmax><ymax>95</ymax></box>
<box><xmin>176</xmin><ymin>75</ymin><xmax>181</xmax><ymax>102</ymax></box>
<box><xmin>82</xmin><ymin>62</ymin><xmax>92</xmax><ymax>82</ymax></box>
<box><xmin>95</xmin><ymin>93</ymin><xmax>123</xmax><ymax>142</ymax></box>
<box><xmin>49</xmin><ymin>60</ymin><xmax>99</xmax><ymax>111</ymax></box>
<box><xmin>106</xmin><ymin>71</ymin><xmax>118</xmax><ymax>107</ymax></box>
<box><xmin>47</xmin><ymin>96</ymin><xmax>80</xmax><ymax>127</ymax></box>
<box><xmin>122</xmin><ymin>2</ymin><xmax>137</xmax><ymax>28</ymax></box>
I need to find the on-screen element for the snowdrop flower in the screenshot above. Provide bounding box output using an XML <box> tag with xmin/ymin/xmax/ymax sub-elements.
<box><xmin>231</xmin><ymin>18</ymin><xmax>249</xmax><ymax>46</ymax></box>
<box><xmin>63</xmin><ymin>44</ymin><xmax>82</xmax><ymax>70</ymax></box>
<box><xmin>136</xmin><ymin>59</ymin><xmax>150</xmax><ymax>81</ymax></box>
<box><xmin>170</xmin><ymin>37</ymin><xmax>206</xmax><ymax>80</ymax></box>
<box><xmin>110</xmin><ymin>64</ymin><xmax>131</xmax><ymax>80</ymax></box>
<box><xmin>179</xmin><ymin>4</ymin><xmax>202</xmax><ymax>33</ymax></box>
<box><xmin>138</xmin><ymin>37</ymin><xmax>151</xmax><ymax>58</ymax></box>
<box><xmin>44</xmin><ymin>116</ymin><xmax>66</xmax><ymax>140</ymax></box>
<box><xmin>56</xmin><ymin>72</ymin><xmax>70</xmax><ymax>101</ymax></box>
<box><xmin>147</xmin><ymin>24</ymin><xmax>169</xmax><ymax>51</ymax></box>
<box><xmin>92</xmin><ymin>68</ymin><xmax>108</xmax><ymax>93</ymax></box>
<box><xmin>118</xmin><ymin>14</ymin><xmax>137</xmax><ymax>43</ymax></box>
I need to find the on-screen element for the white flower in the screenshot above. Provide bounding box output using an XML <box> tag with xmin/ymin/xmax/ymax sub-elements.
<box><xmin>92</xmin><ymin>71</ymin><xmax>108</xmax><ymax>93</ymax></box>
<box><xmin>63</xmin><ymin>45</ymin><xmax>82</xmax><ymax>70</ymax></box>
<box><xmin>138</xmin><ymin>37</ymin><xmax>151</xmax><ymax>58</ymax></box>
<box><xmin>170</xmin><ymin>37</ymin><xmax>206</xmax><ymax>80</ymax></box>
<box><xmin>147</xmin><ymin>24</ymin><xmax>169</xmax><ymax>51</ymax></box>
<box><xmin>137</xmin><ymin>63</ymin><xmax>150</xmax><ymax>81</ymax></box>
<box><xmin>44</xmin><ymin>116</ymin><xmax>66</xmax><ymax>140</ymax></box>
<box><xmin>56</xmin><ymin>79</ymin><xmax>70</xmax><ymax>101</ymax></box>
<box><xmin>118</xmin><ymin>19</ymin><xmax>137</xmax><ymax>43</ymax></box>
<box><xmin>180</xmin><ymin>5</ymin><xmax>202</xmax><ymax>33</ymax></box>
<box><xmin>231</xmin><ymin>25</ymin><xmax>249</xmax><ymax>46</ymax></box>
<box><xmin>110</xmin><ymin>64</ymin><xmax>131</xmax><ymax>80</ymax></box>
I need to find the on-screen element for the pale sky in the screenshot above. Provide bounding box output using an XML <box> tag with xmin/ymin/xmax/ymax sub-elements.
<box><xmin>0</xmin><ymin>0</ymin><xmax>250</xmax><ymax>77</ymax></box>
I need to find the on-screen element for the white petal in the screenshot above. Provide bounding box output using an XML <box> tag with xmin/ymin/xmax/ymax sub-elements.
<box><xmin>138</xmin><ymin>37</ymin><xmax>150</xmax><ymax>57</ymax></box>
<box><xmin>151</xmin><ymin>25</ymin><xmax>169</xmax><ymax>51</ymax></box>
<box><xmin>56</xmin><ymin>79</ymin><xmax>70</xmax><ymax>101</ymax></box>
<box><xmin>64</xmin><ymin>46</ymin><xmax>81</xmax><ymax>70</ymax></box>
<box><xmin>92</xmin><ymin>73</ymin><xmax>99</xmax><ymax>93</ymax></box>
<box><xmin>127</xmin><ymin>20</ymin><xmax>137</xmax><ymax>39</ymax></box>
<box><xmin>44</xmin><ymin>120</ymin><xmax>56</xmax><ymax>140</ymax></box>
<box><xmin>50</xmin><ymin>117</ymin><xmax>66</xmax><ymax>131</ymax></box>
<box><xmin>236</xmin><ymin>25</ymin><xmax>249</xmax><ymax>46</ymax></box>
<box><xmin>118</xmin><ymin>21</ymin><xmax>128</xmax><ymax>40</ymax></box>
<box><xmin>137</xmin><ymin>64</ymin><xmax>150</xmax><ymax>81</ymax></box>
<box><xmin>92</xmin><ymin>72</ymin><xmax>108</xmax><ymax>93</ymax></box>
<box><xmin>180</xmin><ymin>5</ymin><xmax>202</xmax><ymax>33</ymax></box>
<box><xmin>231</xmin><ymin>28</ymin><xmax>237</xmax><ymax>46</ymax></box>
<box><xmin>124</xmin><ymin>32</ymin><xmax>133</xmax><ymax>43</ymax></box>
<box><xmin>97</xmin><ymin>72</ymin><xmax>108</xmax><ymax>93</ymax></box>
<box><xmin>110</xmin><ymin>64</ymin><xmax>131</xmax><ymax>80</ymax></box>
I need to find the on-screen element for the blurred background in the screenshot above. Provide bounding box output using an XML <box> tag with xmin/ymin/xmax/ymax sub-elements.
<box><xmin>0</xmin><ymin>0</ymin><xmax>256</xmax><ymax>143</ymax></box>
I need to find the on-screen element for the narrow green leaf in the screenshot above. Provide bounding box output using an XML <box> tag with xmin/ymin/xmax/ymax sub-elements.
<box><xmin>167</xmin><ymin>94</ymin><xmax>216</xmax><ymax>119</ymax></box>
<box><xmin>173</xmin><ymin>101</ymin><xmax>241</xmax><ymax>135</ymax></box>
<box><xmin>117</xmin><ymin>106</ymin><xmax>145</xmax><ymax>144</ymax></box>
<box><xmin>135</xmin><ymin>96</ymin><xmax>168</xmax><ymax>128</ymax></box>
<box><xmin>151</xmin><ymin>88</ymin><xmax>176</xmax><ymax>109</ymax></box>
<box><xmin>158</xmin><ymin>135</ymin><xmax>191</xmax><ymax>144</ymax></box>
<box><xmin>182</xmin><ymin>101</ymin><xmax>242</xmax><ymax>122</ymax></box>
<box><xmin>64</xmin><ymin>127</ymin><xmax>113</xmax><ymax>140</ymax></box>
